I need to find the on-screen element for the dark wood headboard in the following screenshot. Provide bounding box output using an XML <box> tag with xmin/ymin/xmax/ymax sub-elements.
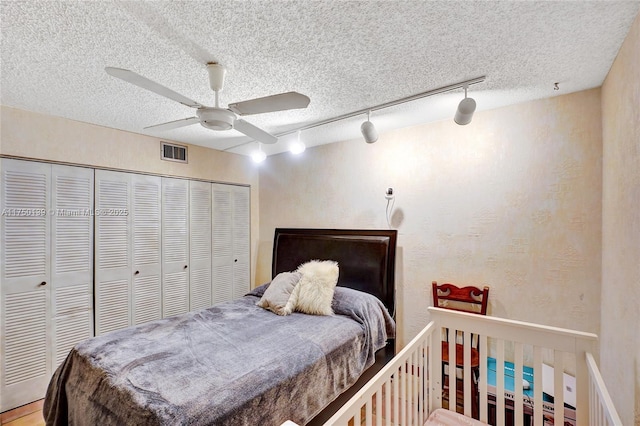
<box><xmin>272</xmin><ymin>228</ymin><xmax>397</xmax><ymax>316</ymax></box>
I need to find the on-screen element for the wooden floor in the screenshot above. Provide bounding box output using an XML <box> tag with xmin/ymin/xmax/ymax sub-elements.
<box><xmin>1</xmin><ymin>401</ymin><xmax>44</xmax><ymax>426</ymax></box>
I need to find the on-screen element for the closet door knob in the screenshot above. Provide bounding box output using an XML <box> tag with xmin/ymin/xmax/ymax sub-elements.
<box><xmin>39</xmin><ymin>281</ymin><xmax>47</xmax><ymax>286</ymax></box>
<box><xmin>184</xmin><ymin>265</ymin><xmax>188</xmax><ymax>269</ymax></box>
<box><xmin>134</xmin><ymin>270</ymin><xmax>140</xmax><ymax>275</ymax></box>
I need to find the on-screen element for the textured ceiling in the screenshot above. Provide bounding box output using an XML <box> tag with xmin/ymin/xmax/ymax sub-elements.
<box><xmin>1</xmin><ymin>1</ymin><xmax>639</xmax><ymax>158</ymax></box>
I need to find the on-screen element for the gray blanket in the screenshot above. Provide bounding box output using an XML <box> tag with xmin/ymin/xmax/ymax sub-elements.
<box><xmin>44</xmin><ymin>286</ymin><xmax>394</xmax><ymax>426</ymax></box>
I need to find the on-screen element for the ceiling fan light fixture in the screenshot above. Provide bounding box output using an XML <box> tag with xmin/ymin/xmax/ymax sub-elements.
<box><xmin>361</xmin><ymin>111</ymin><xmax>378</xmax><ymax>144</ymax></box>
<box><xmin>206</xmin><ymin>63</ymin><xmax>226</xmax><ymax>92</ymax></box>
<box><xmin>454</xmin><ymin>86</ymin><xmax>477</xmax><ymax>126</ymax></box>
<box><xmin>197</xmin><ymin>107</ymin><xmax>235</xmax><ymax>131</ymax></box>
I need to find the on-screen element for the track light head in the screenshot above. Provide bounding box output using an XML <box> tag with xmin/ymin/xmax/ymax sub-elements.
<box><xmin>361</xmin><ymin>111</ymin><xmax>378</xmax><ymax>143</ymax></box>
<box><xmin>290</xmin><ymin>131</ymin><xmax>306</xmax><ymax>154</ymax></box>
<box><xmin>454</xmin><ymin>86</ymin><xmax>476</xmax><ymax>126</ymax></box>
<box><xmin>361</xmin><ymin>121</ymin><xmax>378</xmax><ymax>143</ymax></box>
<box><xmin>454</xmin><ymin>97</ymin><xmax>476</xmax><ymax>125</ymax></box>
<box><xmin>251</xmin><ymin>143</ymin><xmax>267</xmax><ymax>163</ymax></box>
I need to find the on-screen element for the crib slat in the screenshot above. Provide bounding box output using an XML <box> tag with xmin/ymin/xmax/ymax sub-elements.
<box><xmin>385</xmin><ymin>378</ymin><xmax>391</xmax><ymax>426</ymax></box>
<box><xmin>496</xmin><ymin>339</ymin><xmax>505</xmax><ymax>426</ymax></box>
<box><xmin>394</xmin><ymin>366</ymin><xmax>399</xmax><ymax>425</ymax></box>
<box><xmin>478</xmin><ymin>333</ymin><xmax>488</xmax><ymax>423</ymax></box>
<box><xmin>514</xmin><ymin>342</ymin><xmax>524</xmax><ymax>426</ymax></box>
<box><xmin>533</xmin><ymin>346</ymin><xmax>543</xmax><ymax>426</ymax></box>
<box><xmin>365</xmin><ymin>398</ymin><xmax>372</xmax><ymax>426</ymax></box>
<box><xmin>554</xmin><ymin>350</ymin><xmax>564</xmax><ymax>425</ymax></box>
<box><xmin>592</xmin><ymin>379</ymin><xmax>596</xmax><ymax>426</ymax></box>
<box><xmin>448</xmin><ymin>328</ymin><xmax>457</xmax><ymax>412</ymax></box>
<box><xmin>402</xmin><ymin>362</ymin><xmax>407</xmax><ymax>424</ymax></box>
<box><xmin>433</xmin><ymin>325</ymin><xmax>442</xmax><ymax>411</ymax></box>
<box><xmin>418</xmin><ymin>343</ymin><xmax>429</xmax><ymax>425</ymax></box>
<box><xmin>375</xmin><ymin>386</ymin><xmax>382</xmax><ymax>426</ymax></box>
<box><xmin>407</xmin><ymin>352</ymin><xmax>417</xmax><ymax>425</ymax></box>
<box><xmin>411</xmin><ymin>346</ymin><xmax>423</xmax><ymax>424</ymax></box>
<box><xmin>463</xmin><ymin>331</ymin><xmax>472</xmax><ymax>417</ymax></box>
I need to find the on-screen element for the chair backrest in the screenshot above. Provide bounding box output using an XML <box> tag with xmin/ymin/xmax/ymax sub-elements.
<box><xmin>432</xmin><ymin>281</ymin><xmax>489</xmax><ymax>315</ymax></box>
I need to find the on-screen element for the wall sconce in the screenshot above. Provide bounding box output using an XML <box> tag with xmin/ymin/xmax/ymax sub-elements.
<box><xmin>360</xmin><ymin>111</ymin><xmax>378</xmax><ymax>144</ymax></box>
<box><xmin>454</xmin><ymin>85</ymin><xmax>477</xmax><ymax>126</ymax></box>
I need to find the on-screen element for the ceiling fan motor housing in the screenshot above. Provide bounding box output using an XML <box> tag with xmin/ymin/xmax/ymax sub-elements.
<box><xmin>197</xmin><ymin>107</ymin><xmax>235</xmax><ymax>131</ymax></box>
<box><xmin>206</xmin><ymin>63</ymin><xmax>226</xmax><ymax>92</ymax></box>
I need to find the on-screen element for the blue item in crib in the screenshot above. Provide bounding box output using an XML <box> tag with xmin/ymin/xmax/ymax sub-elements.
<box><xmin>486</xmin><ymin>357</ymin><xmax>534</xmax><ymax>398</ymax></box>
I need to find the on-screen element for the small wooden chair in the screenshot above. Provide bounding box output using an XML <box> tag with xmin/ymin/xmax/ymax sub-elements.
<box><xmin>432</xmin><ymin>281</ymin><xmax>489</xmax><ymax>419</ymax></box>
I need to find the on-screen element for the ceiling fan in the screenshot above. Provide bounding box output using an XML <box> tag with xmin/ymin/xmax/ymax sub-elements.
<box><xmin>105</xmin><ymin>63</ymin><xmax>310</xmax><ymax>144</ymax></box>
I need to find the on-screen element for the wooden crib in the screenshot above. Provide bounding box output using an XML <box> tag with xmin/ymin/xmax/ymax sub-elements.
<box><xmin>323</xmin><ymin>307</ymin><xmax>622</xmax><ymax>426</ymax></box>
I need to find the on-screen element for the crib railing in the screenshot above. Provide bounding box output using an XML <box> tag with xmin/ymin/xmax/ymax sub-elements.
<box><xmin>585</xmin><ymin>352</ymin><xmax>623</xmax><ymax>425</ymax></box>
<box><xmin>323</xmin><ymin>307</ymin><xmax>622</xmax><ymax>426</ymax></box>
<box><xmin>324</xmin><ymin>319</ymin><xmax>436</xmax><ymax>425</ymax></box>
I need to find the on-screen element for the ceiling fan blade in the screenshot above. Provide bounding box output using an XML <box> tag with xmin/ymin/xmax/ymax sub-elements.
<box><xmin>144</xmin><ymin>117</ymin><xmax>200</xmax><ymax>131</ymax></box>
<box><xmin>233</xmin><ymin>119</ymin><xmax>278</xmax><ymax>144</ymax></box>
<box><xmin>105</xmin><ymin>67</ymin><xmax>204</xmax><ymax>109</ymax></box>
<box><xmin>228</xmin><ymin>92</ymin><xmax>310</xmax><ymax>116</ymax></box>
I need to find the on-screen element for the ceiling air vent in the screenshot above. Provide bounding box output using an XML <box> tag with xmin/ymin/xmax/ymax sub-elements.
<box><xmin>161</xmin><ymin>142</ymin><xmax>188</xmax><ymax>163</ymax></box>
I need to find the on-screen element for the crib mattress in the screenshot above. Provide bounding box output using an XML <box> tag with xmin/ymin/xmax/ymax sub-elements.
<box><xmin>424</xmin><ymin>408</ymin><xmax>488</xmax><ymax>426</ymax></box>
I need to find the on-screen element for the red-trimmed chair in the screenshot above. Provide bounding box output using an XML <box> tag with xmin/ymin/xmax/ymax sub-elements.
<box><xmin>432</xmin><ymin>281</ymin><xmax>489</xmax><ymax>419</ymax></box>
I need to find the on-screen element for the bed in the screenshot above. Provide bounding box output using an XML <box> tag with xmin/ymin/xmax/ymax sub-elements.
<box><xmin>44</xmin><ymin>228</ymin><xmax>398</xmax><ymax>426</ymax></box>
<box><xmin>323</xmin><ymin>307</ymin><xmax>623</xmax><ymax>426</ymax></box>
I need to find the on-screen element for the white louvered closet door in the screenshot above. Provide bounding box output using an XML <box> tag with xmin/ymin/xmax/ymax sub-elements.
<box><xmin>132</xmin><ymin>174</ymin><xmax>162</xmax><ymax>325</ymax></box>
<box><xmin>162</xmin><ymin>177</ymin><xmax>189</xmax><ymax>317</ymax></box>
<box><xmin>189</xmin><ymin>181</ymin><xmax>212</xmax><ymax>310</ymax></box>
<box><xmin>232</xmin><ymin>186</ymin><xmax>250</xmax><ymax>299</ymax></box>
<box><xmin>212</xmin><ymin>184</ymin><xmax>250</xmax><ymax>304</ymax></box>
<box><xmin>0</xmin><ymin>159</ymin><xmax>51</xmax><ymax>411</ymax></box>
<box><xmin>94</xmin><ymin>170</ymin><xmax>132</xmax><ymax>335</ymax></box>
<box><xmin>211</xmin><ymin>184</ymin><xmax>234</xmax><ymax>304</ymax></box>
<box><xmin>50</xmin><ymin>165</ymin><xmax>94</xmax><ymax>370</ymax></box>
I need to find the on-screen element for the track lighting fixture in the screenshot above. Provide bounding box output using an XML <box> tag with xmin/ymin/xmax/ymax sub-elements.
<box><xmin>289</xmin><ymin>130</ymin><xmax>306</xmax><ymax>154</ymax></box>
<box><xmin>272</xmin><ymin>76</ymin><xmax>484</xmax><ymax>140</ymax></box>
<box><xmin>251</xmin><ymin>143</ymin><xmax>266</xmax><ymax>163</ymax></box>
<box><xmin>454</xmin><ymin>85</ymin><xmax>477</xmax><ymax>126</ymax></box>
<box><xmin>360</xmin><ymin>111</ymin><xmax>378</xmax><ymax>144</ymax></box>
<box><xmin>230</xmin><ymin>76</ymin><xmax>486</xmax><ymax>156</ymax></box>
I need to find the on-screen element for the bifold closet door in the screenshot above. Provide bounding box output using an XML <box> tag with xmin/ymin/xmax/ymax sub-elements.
<box><xmin>50</xmin><ymin>165</ymin><xmax>94</xmax><ymax>369</ymax></box>
<box><xmin>131</xmin><ymin>174</ymin><xmax>162</xmax><ymax>325</ymax></box>
<box><xmin>189</xmin><ymin>181</ymin><xmax>212</xmax><ymax>310</ymax></box>
<box><xmin>94</xmin><ymin>170</ymin><xmax>132</xmax><ymax>335</ymax></box>
<box><xmin>162</xmin><ymin>177</ymin><xmax>189</xmax><ymax>317</ymax></box>
<box><xmin>211</xmin><ymin>184</ymin><xmax>233</xmax><ymax>304</ymax></box>
<box><xmin>1</xmin><ymin>159</ymin><xmax>94</xmax><ymax>412</ymax></box>
<box><xmin>212</xmin><ymin>184</ymin><xmax>250</xmax><ymax>304</ymax></box>
<box><xmin>231</xmin><ymin>186</ymin><xmax>250</xmax><ymax>299</ymax></box>
<box><xmin>1</xmin><ymin>159</ymin><xmax>51</xmax><ymax>411</ymax></box>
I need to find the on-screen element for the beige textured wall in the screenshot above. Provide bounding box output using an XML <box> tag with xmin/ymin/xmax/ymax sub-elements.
<box><xmin>258</xmin><ymin>89</ymin><xmax>603</xmax><ymax>350</ymax></box>
<box><xmin>0</xmin><ymin>106</ymin><xmax>260</xmax><ymax>285</ymax></box>
<box><xmin>601</xmin><ymin>12</ymin><xmax>640</xmax><ymax>426</ymax></box>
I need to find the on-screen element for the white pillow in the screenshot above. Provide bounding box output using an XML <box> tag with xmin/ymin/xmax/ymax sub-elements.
<box><xmin>256</xmin><ymin>272</ymin><xmax>302</xmax><ymax>315</ymax></box>
<box><xmin>289</xmin><ymin>260</ymin><xmax>339</xmax><ymax>316</ymax></box>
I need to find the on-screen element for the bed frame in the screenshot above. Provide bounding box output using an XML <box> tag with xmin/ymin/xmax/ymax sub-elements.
<box><xmin>272</xmin><ymin>228</ymin><xmax>396</xmax><ymax>314</ymax></box>
<box><xmin>323</xmin><ymin>307</ymin><xmax>623</xmax><ymax>426</ymax></box>
<box><xmin>272</xmin><ymin>228</ymin><xmax>398</xmax><ymax>425</ymax></box>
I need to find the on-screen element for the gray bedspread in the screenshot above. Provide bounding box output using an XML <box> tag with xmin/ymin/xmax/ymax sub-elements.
<box><xmin>44</xmin><ymin>286</ymin><xmax>394</xmax><ymax>426</ymax></box>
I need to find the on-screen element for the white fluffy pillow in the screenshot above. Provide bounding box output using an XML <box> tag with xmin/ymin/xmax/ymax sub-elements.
<box><xmin>256</xmin><ymin>272</ymin><xmax>302</xmax><ymax>315</ymax></box>
<box><xmin>288</xmin><ymin>260</ymin><xmax>339</xmax><ymax>316</ymax></box>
